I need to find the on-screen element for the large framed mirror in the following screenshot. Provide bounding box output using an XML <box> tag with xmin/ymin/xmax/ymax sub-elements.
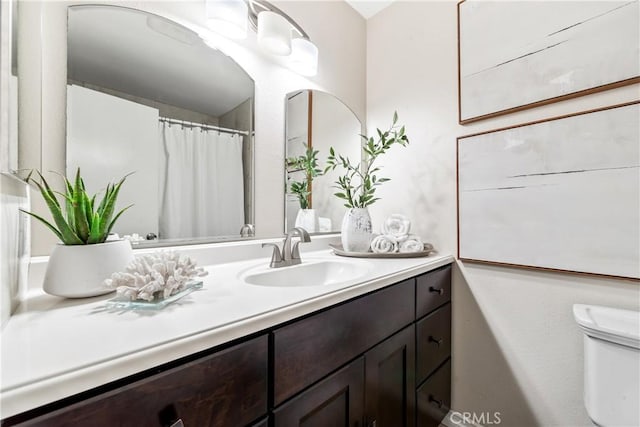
<box><xmin>66</xmin><ymin>5</ymin><xmax>255</xmax><ymax>247</ymax></box>
<box><xmin>285</xmin><ymin>90</ymin><xmax>363</xmax><ymax>233</ymax></box>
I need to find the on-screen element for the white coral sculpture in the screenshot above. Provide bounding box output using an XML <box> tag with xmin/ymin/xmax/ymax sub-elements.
<box><xmin>104</xmin><ymin>251</ymin><xmax>208</xmax><ymax>302</ymax></box>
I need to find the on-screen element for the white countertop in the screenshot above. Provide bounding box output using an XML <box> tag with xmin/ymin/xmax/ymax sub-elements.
<box><xmin>0</xmin><ymin>241</ymin><xmax>453</xmax><ymax>419</ymax></box>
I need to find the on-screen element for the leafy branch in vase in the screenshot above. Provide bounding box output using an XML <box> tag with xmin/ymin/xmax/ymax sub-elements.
<box><xmin>286</xmin><ymin>143</ymin><xmax>324</xmax><ymax>209</ymax></box>
<box><xmin>325</xmin><ymin>111</ymin><xmax>410</xmax><ymax>208</ymax></box>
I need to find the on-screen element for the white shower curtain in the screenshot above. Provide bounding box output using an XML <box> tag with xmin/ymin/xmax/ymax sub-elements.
<box><xmin>159</xmin><ymin>123</ymin><xmax>245</xmax><ymax>239</ymax></box>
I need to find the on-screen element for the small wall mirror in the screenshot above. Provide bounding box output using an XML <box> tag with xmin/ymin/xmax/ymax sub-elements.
<box><xmin>285</xmin><ymin>90</ymin><xmax>363</xmax><ymax>233</ymax></box>
<box><xmin>66</xmin><ymin>5</ymin><xmax>255</xmax><ymax>246</ymax></box>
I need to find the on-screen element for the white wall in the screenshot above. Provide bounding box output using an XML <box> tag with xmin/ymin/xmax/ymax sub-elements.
<box><xmin>366</xmin><ymin>2</ymin><xmax>640</xmax><ymax>426</ymax></box>
<box><xmin>20</xmin><ymin>0</ymin><xmax>366</xmax><ymax>255</ymax></box>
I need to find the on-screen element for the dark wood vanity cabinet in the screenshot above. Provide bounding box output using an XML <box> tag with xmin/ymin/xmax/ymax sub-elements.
<box><xmin>4</xmin><ymin>264</ymin><xmax>452</xmax><ymax>427</ymax></box>
<box><xmin>272</xmin><ymin>264</ymin><xmax>452</xmax><ymax>427</ymax></box>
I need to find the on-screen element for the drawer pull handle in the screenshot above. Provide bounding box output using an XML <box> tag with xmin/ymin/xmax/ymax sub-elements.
<box><xmin>429</xmin><ymin>286</ymin><xmax>444</xmax><ymax>295</ymax></box>
<box><xmin>169</xmin><ymin>420</ymin><xmax>184</xmax><ymax>427</ymax></box>
<box><xmin>428</xmin><ymin>336</ymin><xmax>443</xmax><ymax>346</ymax></box>
<box><xmin>429</xmin><ymin>395</ymin><xmax>444</xmax><ymax>408</ymax></box>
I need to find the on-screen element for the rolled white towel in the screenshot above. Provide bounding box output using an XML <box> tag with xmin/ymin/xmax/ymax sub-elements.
<box><xmin>370</xmin><ymin>234</ymin><xmax>398</xmax><ymax>254</ymax></box>
<box><xmin>398</xmin><ymin>235</ymin><xmax>424</xmax><ymax>253</ymax></box>
<box><xmin>382</xmin><ymin>214</ymin><xmax>411</xmax><ymax>240</ymax></box>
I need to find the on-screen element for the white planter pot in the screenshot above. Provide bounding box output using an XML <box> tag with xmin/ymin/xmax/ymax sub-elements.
<box><xmin>341</xmin><ymin>207</ymin><xmax>373</xmax><ymax>252</ymax></box>
<box><xmin>294</xmin><ymin>208</ymin><xmax>319</xmax><ymax>233</ymax></box>
<box><xmin>43</xmin><ymin>240</ymin><xmax>134</xmax><ymax>298</ymax></box>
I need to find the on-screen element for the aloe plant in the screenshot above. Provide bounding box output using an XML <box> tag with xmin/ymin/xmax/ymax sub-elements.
<box><xmin>21</xmin><ymin>168</ymin><xmax>132</xmax><ymax>245</ymax></box>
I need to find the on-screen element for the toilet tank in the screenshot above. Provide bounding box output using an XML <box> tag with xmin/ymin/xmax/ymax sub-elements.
<box><xmin>573</xmin><ymin>304</ymin><xmax>640</xmax><ymax>427</ymax></box>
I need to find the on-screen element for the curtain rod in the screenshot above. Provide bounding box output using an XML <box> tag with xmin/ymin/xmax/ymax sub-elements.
<box><xmin>159</xmin><ymin>117</ymin><xmax>249</xmax><ymax>136</ymax></box>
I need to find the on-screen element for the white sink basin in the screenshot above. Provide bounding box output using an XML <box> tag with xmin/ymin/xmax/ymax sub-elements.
<box><xmin>241</xmin><ymin>260</ymin><xmax>371</xmax><ymax>287</ymax></box>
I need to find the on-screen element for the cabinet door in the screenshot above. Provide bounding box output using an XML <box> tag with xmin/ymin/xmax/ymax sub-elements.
<box><xmin>364</xmin><ymin>325</ymin><xmax>415</xmax><ymax>427</ymax></box>
<box><xmin>15</xmin><ymin>336</ymin><xmax>268</xmax><ymax>427</ymax></box>
<box><xmin>274</xmin><ymin>358</ymin><xmax>365</xmax><ymax>427</ymax></box>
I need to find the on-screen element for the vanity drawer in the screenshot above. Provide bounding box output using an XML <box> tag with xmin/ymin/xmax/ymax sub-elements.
<box><xmin>416</xmin><ymin>265</ymin><xmax>451</xmax><ymax>318</ymax></box>
<box><xmin>17</xmin><ymin>335</ymin><xmax>268</xmax><ymax>427</ymax></box>
<box><xmin>416</xmin><ymin>303</ymin><xmax>451</xmax><ymax>385</ymax></box>
<box><xmin>273</xmin><ymin>278</ymin><xmax>415</xmax><ymax>405</ymax></box>
<box><xmin>416</xmin><ymin>359</ymin><xmax>451</xmax><ymax>427</ymax></box>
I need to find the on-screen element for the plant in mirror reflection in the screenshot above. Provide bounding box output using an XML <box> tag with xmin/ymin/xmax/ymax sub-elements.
<box><xmin>325</xmin><ymin>111</ymin><xmax>409</xmax><ymax>208</ymax></box>
<box><xmin>286</xmin><ymin>143</ymin><xmax>324</xmax><ymax>209</ymax></box>
<box><xmin>20</xmin><ymin>168</ymin><xmax>133</xmax><ymax>245</ymax></box>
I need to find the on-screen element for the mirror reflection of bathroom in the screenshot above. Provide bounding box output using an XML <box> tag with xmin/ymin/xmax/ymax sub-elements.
<box><xmin>285</xmin><ymin>90</ymin><xmax>362</xmax><ymax>234</ymax></box>
<box><xmin>65</xmin><ymin>5</ymin><xmax>255</xmax><ymax>246</ymax></box>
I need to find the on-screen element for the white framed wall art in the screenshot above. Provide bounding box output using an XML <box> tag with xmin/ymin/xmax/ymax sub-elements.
<box><xmin>457</xmin><ymin>101</ymin><xmax>640</xmax><ymax>280</ymax></box>
<box><xmin>458</xmin><ymin>0</ymin><xmax>640</xmax><ymax>123</ymax></box>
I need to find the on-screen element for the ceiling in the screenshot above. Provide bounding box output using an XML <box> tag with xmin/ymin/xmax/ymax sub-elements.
<box><xmin>67</xmin><ymin>6</ymin><xmax>254</xmax><ymax>118</ymax></box>
<box><xmin>345</xmin><ymin>0</ymin><xmax>396</xmax><ymax>19</ymax></box>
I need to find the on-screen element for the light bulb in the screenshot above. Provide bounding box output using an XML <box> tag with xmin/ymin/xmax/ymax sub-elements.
<box><xmin>206</xmin><ymin>0</ymin><xmax>248</xmax><ymax>40</ymax></box>
<box><xmin>289</xmin><ymin>38</ymin><xmax>318</xmax><ymax>76</ymax></box>
<box><xmin>257</xmin><ymin>11</ymin><xmax>292</xmax><ymax>56</ymax></box>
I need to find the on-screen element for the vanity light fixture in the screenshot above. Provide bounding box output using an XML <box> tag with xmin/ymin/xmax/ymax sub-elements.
<box><xmin>289</xmin><ymin>38</ymin><xmax>319</xmax><ymax>76</ymax></box>
<box><xmin>206</xmin><ymin>0</ymin><xmax>319</xmax><ymax>76</ymax></box>
<box><xmin>206</xmin><ymin>0</ymin><xmax>248</xmax><ymax>39</ymax></box>
<box><xmin>257</xmin><ymin>11</ymin><xmax>292</xmax><ymax>56</ymax></box>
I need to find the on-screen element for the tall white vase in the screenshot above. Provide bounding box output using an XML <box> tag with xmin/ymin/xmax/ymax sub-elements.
<box><xmin>43</xmin><ymin>239</ymin><xmax>134</xmax><ymax>298</ymax></box>
<box><xmin>294</xmin><ymin>208</ymin><xmax>319</xmax><ymax>233</ymax></box>
<box><xmin>341</xmin><ymin>207</ymin><xmax>373</xmax><ymax>252</ymax></box>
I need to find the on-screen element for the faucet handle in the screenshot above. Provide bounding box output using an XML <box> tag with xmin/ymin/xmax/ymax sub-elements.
<box><xmin>291</xmin><ymin>227</ymin><xmax>311</xmax><ymax>242</ymax></box>
<box><xmin>262</xmin><ymin>243</ymin><xmax>283</xmax><ymax>267</ymax></box>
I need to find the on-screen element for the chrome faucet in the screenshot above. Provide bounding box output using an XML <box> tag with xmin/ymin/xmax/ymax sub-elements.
<box><xmin>262</xmin><ymin>227</ymin><xmax>311</xmax><ymax>268</ymax></box>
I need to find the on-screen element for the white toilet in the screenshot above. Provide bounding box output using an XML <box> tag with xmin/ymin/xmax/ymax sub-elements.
<box><xmin>573</xmin><ymin>304</ymin><xmax>640</xmax><ymax>426</ymax></box>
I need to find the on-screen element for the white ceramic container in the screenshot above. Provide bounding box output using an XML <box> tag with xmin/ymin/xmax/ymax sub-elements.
<box><xmin>43</xmin><ymin>240</ymin><xmax>134</xmax><ymax>298</ymax></box>
<box><xmin>294</xmin><ymin>208</ymin><xmax>319</xmax><ymax>233</ymax></box>
<box><xmin>341</xmin><ymin>207</ymin><xmax>372</xmax><ymax>252</ymax></box>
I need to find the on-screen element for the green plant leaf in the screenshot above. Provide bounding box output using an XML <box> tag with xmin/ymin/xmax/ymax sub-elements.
<box><xmin>30</xmin><ymin>178</ymin><xmax>83</xmax><ymax>245</ymax></box>
<box><xmin>73</xmin><ymin>168</ymin><xmax>90</xmax><ymax>242</ymax></box>
<box><xmin>97</xmin><ymin>173</ymin><xmax>132</xmax><ymax>238</ymax></box>
<box><xmin>35</xmin><ymin>171</ymin><xmax>61</xmax><ymax>210</ymax></box>
<box><xmin>19</xmin><ymin>209</ymin><xmax>64</xmax><ymax>242</ymax></box>
<box><xmin>105</xmin><ymin>204</ymin><xmax>133</xmax><ymax>238</ymax></box>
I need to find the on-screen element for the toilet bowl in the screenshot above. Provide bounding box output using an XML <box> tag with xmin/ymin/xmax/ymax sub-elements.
<box><xmin>573</xmin><ymin>304</ymin><xmax>640</xmax><ymax>427</ymax></box>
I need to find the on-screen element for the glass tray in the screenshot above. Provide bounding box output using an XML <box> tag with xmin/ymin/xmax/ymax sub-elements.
<box><xmin>106</xmin><ymin>281</ymin><xmax>203</xmax><ymax>310</ymax></box>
